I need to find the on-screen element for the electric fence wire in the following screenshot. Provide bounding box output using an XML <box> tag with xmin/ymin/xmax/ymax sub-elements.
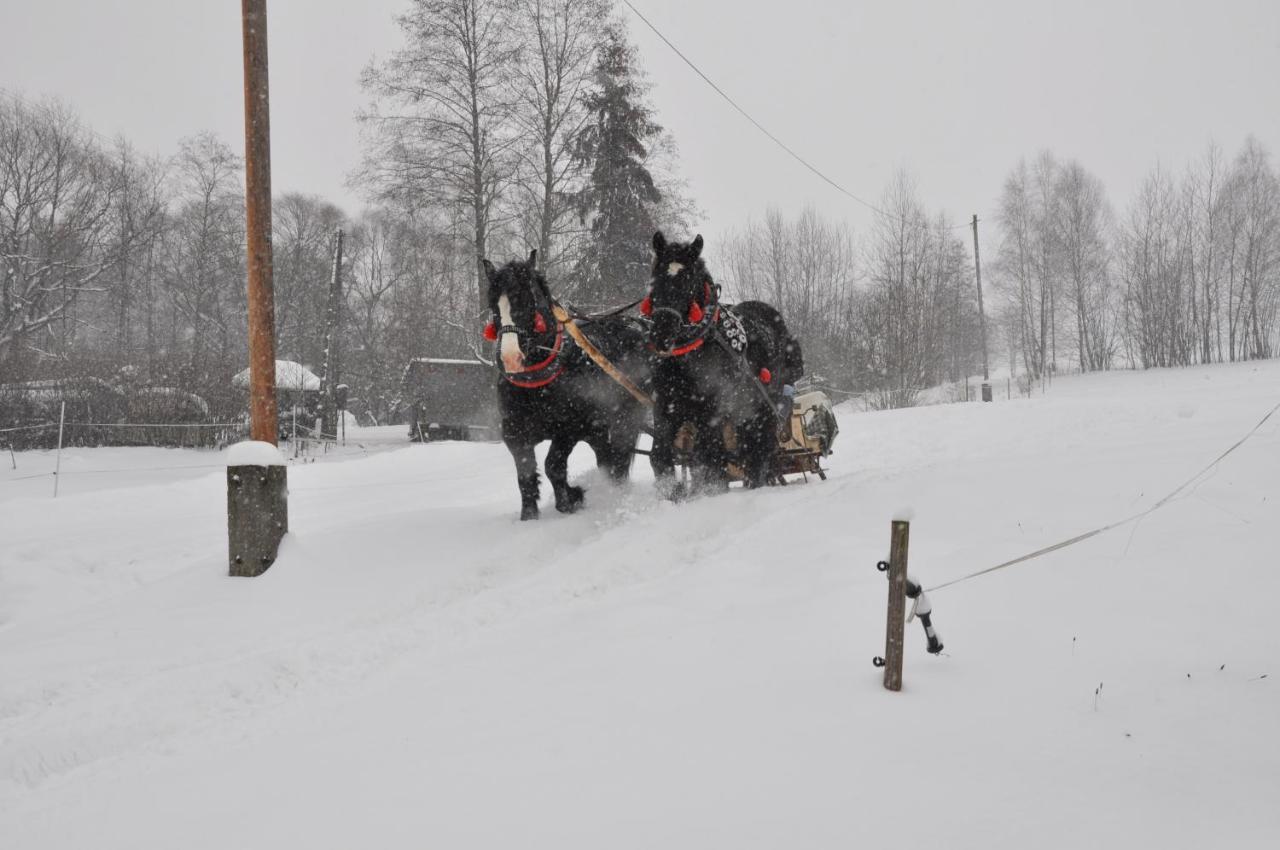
<box><xmin>927</xmin><ymin>395</ymin><xmax>1280</xmax><ymax>592</ymax></box>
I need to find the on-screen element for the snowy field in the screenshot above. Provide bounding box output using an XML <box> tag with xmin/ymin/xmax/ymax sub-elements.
<box><xmin>2</xmin><ymin>362</ymin><xmax>1279</xmax><ymax>848</ymax></box>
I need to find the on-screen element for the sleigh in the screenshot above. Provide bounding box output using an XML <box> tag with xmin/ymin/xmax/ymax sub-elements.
<box><xmin>666</xmin><ymin>381</ymin><xmax>837</xmax><ymax>485</ymax></box>
<box><xmin>771</xmin><ymin>385</ymin><xmax>839</xmax><ymax>482</ymax></box>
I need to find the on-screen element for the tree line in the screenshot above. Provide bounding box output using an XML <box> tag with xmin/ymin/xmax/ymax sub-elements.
<box><xmin>720</xmin><ymin>139</ymin><xmax>1280</xmax><ymax>407</ymax></box>
<box><xmin>3</xmin><ymin>0</ymin><xmax>1277</xmax><ymax>426</ymax></box>
<box><xmin>1</xmin><ymin>0</ymin><xmax>689</xmax><ymax>424</ymax></box>
<box><xmin>993</xmin><ymin>140</ymin><xmax>1280</xmax><ymax>377</ymax></box>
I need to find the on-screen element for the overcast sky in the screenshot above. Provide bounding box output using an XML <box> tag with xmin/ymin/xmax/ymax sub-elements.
<box><xmin>4</xmin><ymin>0</ymin><xmax>1279</xmax><ymax>248</ymax></box>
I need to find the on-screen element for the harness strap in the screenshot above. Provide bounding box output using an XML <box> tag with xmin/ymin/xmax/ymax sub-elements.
<box><xmin>502</xmin><ymin>325</ymin><xmax>568</xmax><ymax>389</ymax></box>
<box><xmin>551</xmin><ymin>303</ymin><xmax>653</xmax><ymax>407</ymax></box>
<box><xmin>708</xmin><ymin>313</ymin><xmax>787</xmax><ymax>428</ymax></box>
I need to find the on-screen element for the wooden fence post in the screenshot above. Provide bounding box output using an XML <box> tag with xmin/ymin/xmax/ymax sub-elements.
<box><xmin>882</xmin><ymin>520</ymin><xmax>910</xmax><ymax>691</ymax></box>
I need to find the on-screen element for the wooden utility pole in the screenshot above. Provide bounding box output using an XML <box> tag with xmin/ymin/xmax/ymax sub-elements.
<box><xmin>881</xmin><ymin>520</ymin><xmax>910</xmax><ymax>691</ymax></box>
<box><xmin>243</xmin><ymin>0</ymin><xmax>278</xmax><ymax>442</ymax></box>
<box><xmin>229</xmin><ymin>0</ymin><xmax>288</xmax><ymax>578</ymax></box>
<box><xmin>972</xmin><ymin>214</ymin><xmax>992</xmax><ymax>402</ymax></box>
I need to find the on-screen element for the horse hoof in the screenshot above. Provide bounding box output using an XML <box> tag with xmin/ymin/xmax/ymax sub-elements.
<box><xmin>520</xmin><ymin>505</ymin><xmax>540</xmax><ymax>521</ymax></box>
<box><xmin>555</xmin><ymin>486</ymin><xmax>585</xmax><ymax>513</ymax></box>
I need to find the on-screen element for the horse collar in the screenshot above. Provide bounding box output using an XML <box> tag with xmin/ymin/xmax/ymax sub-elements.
<box><xmin>649</xmin><ymin>281</ymin><xmax>721</xmax><ymax>358</ymax></box>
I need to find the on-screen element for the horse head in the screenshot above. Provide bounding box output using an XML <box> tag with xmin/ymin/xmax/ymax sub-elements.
<box><xmin>482</xmin><ymin>249</ymin><xmax>557</xmax><ymax>374</ymax></box>
<box><xmin>644</xmin><ymin>231</ymin><xmax>716</xmax><ymax>355</ymax></box>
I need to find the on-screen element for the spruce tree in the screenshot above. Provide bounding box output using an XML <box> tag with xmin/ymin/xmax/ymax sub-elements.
<box><xmin>572</xmin><ymin>26</ymin><xmax>663</xmax><ymax>307</ymax></box>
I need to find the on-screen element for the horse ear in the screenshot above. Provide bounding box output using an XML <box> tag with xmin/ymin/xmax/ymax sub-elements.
<box><xmin>691</xmin><ymin>234</ymin><xmax>704</xmax><ymax>257</ymax></box>
<box><xmin>527</xmin><ymin>249</ymin><xmax>538</xmax><ymax>268</ymax></box>
<box><xmin>652</xmin><ymin>230</ymin><xmax>666</xmax><ymax>255</ymax></box>
<box><xmin>482</xmin><ymin>259</ymin><xmax>497</xmax><ymax>283</ymax></box>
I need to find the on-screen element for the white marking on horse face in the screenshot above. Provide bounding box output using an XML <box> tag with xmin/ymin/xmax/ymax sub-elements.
<box><xmin>666</xmin><ymin>262</ymin><xmax>684</xmax><ymax>277</ymax></box>
<box><xmin>497</xmin><ymin>294</ymin><xmax>523</xmax><ymax>371</ymax></box>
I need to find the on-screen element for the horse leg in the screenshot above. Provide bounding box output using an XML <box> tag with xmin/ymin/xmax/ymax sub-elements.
<box><xmin>608</xmin><ymin>427</ymin><xmax>639</xmax><ymax>481</ymax></box>
<box><xmin>740</xmin><ymin>413</ymin><xmax>775</xmax><ymax>489</ymax></box>
<box><xmin>590</xmin><ymin>426</ymin><xmax>634</xmax><ymax>483</ymax></box>
<box><xmin>649</xmin><ymin>407</ymin><xmax>683</xmax><ymax>500</ymax></box>
<box><xmin>506</xmin><ymin>438</ymin><xmax>541</xmax><ymax>520</ymax></box>
<box><xmin>692</xmin><ymin>415</ymin><xmax>730</xmax><ymax>494</ymax></box>
<box><xmin>547</xmin><ymin>433</ymin><xmax>584</xmax><ymax>513</ymax></box>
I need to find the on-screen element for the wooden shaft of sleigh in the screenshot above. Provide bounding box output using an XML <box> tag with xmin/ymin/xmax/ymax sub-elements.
<box><xmin>551</xmin><ymin>304</ymin><xmax>654</xmax><ymax>407</ymax></box>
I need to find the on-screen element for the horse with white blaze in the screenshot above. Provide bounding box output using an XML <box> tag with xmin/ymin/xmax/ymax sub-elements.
<box><xmin>483</xmin><ymin>251</ymin><xmax>651</xmax><ymax>520</ymax></box>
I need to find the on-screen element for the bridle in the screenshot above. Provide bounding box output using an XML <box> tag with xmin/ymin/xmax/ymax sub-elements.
<box><xmin>642</xmin><ymin>278</ymin><xmax>721</xmax><ymax>357</ymax></box>
<box><xmin>483</xmin><ymin>284</ymin><xmax>569</xmax><ymax>389</ymax></box>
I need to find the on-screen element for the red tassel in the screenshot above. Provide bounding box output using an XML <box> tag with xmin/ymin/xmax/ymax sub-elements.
<box><xmin>534</xmin><ymin>312</ymin><xmax>547</xmax><ymax>334</ymax></box>
<box><xmin>640</xmin><ymin>296</ymin><xmax>652</xmax><ymax>317</ymax></box>
<box><xmin>759</xmin><ymin>367</ymin><xmax>772</xmax><ymax>384</ymax></box>
<box><xmin>687</xmin><ymin>302</ymin><xmax>704</xmax><ymax>323</ymax></box>
<box><xmin>483</xmin><ymin>321</ymin><xmax>498</xmax><ymax>342</ymax></box>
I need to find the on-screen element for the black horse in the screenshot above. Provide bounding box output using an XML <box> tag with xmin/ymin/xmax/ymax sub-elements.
<box><xmin>484</xmin><ymin>250</ymin><xmax>650</xmax><ymax>520</ymax></box>
<box><xmin>645</xmin><ymin>231</ymin><xmax>803</xmax><ymax>493</ymax></box>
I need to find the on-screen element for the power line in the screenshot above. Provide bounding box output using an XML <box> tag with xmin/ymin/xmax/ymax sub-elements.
<box><xmin>620</xmin><ymin>0</ymin><xmax>972</xmax><ymax>232</ymax></box>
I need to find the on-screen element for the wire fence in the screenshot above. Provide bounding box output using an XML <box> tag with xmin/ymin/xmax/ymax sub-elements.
<box><xmin>926</xmin><ymin>395</ymin><xmax>1280</xmax><ymax>593</ymax></box>
<box><xmin>2</xmin><ymin>420</ymin><xmax>249</xmax><ymax>451</ymax></box>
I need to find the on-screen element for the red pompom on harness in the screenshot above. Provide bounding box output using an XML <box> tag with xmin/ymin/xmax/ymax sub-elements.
<box><xmin>483</xmin><ymin>320</ymin><xmax>498</xmax><ymax>341</ymax></box>
<box><xmin>759</xmin><ymin>367</ymin><xmax>772</xmax><ymax>384</ymax></box>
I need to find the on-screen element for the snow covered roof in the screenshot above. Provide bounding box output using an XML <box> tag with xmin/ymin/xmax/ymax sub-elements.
<box><xmin>232</xmin><ymin>360</ymin><xmax>321</xmax><ymax>392</ymax></box>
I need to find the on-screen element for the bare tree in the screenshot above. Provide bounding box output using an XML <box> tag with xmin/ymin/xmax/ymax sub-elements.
<box><xmin>359</xmin><ymin>0</ymin><xmax>520</xmax><ymax>312</ymax></box>
<box><xmin>0</xmin><ymin>97</ymin><xmax>119</xmax><ymax>366</ymax></box>
<box><xmin>1119</xmin><ymin>165</ymin><xmax>1194</xmax><ymax>367</ymax></box>
<box><xmin>273</xmin><ymin>193</ymin><xmax>346</xmax><ymax>369</ymax></box>
<box><xmin>1053</xmin><ymin>160</ymin><xmax>1116</xmax><ymax>371</ymax></box>
<box><xmin>509</xmin><ymin>0</ymin><xmax>606</xmax><ymax>277</ymax></box>
<box><xmin>720</xmin><ymin>205</ymin><xmax>858</xmax><ymax>384</ymax></box>
<box><xmin>159</xmin><ymin>133</ymin><xmax>246</xmax><ymax>393</ymax></box>
<box><xmin>1183</xmin><ymin>142</ymin><xmax>1227</xmax><ymax>363</ymax></box>
<box><xmin>103</xmin><ymin>141</ymin><xmax>168</xmax><ymax>360</ymax></box>
<box><xmin>1220</xmin><ymin>137</ymin><xmax>1280</xmax><ymax>360</ymax></box>
<box><xmin>856</xmin><ymin>172</ymin><xmax>970</xmax><ymax>406</ymax></box>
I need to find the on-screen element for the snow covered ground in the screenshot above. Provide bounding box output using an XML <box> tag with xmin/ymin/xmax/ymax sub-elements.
<box><xmin>2</xmin><ymin>361</ymin><xmax>1278</xmax><ymax>848</ymax></box>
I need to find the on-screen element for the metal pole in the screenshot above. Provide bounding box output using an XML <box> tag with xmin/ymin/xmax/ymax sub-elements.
<box><xmin>53</xmin><ymin>401</ymin><xmax>65</xmax><ymax>497</ymax></box>
<box><xmin>972</xmin><ymin>215</ymin><xmax>992</xmax><ymax>402</ymax></box>
<box><xmin>242</xmin><ymin>0</ymin><xmax>279</xmax><ymax>444</ymax></box>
